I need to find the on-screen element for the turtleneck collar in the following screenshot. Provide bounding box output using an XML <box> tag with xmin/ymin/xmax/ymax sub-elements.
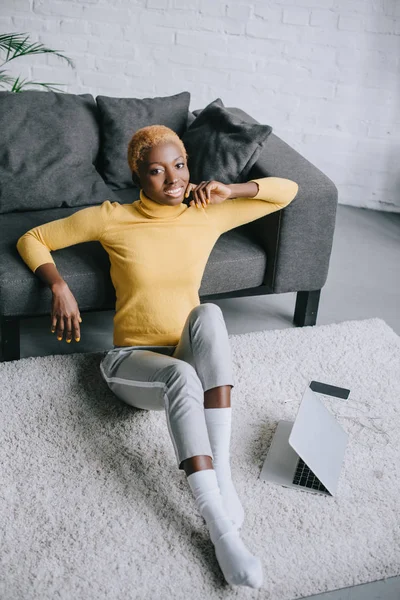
<box><xmin>136</xmin><ymin>189</ymin><xmax>188</xmax><ymax>220</ymax></box>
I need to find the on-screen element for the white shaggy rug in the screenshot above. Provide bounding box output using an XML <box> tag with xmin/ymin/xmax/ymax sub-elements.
<box><xmin>1</xmin><ymin>317</ymin><xmax>399</xmax><ymax>600</ymax></box>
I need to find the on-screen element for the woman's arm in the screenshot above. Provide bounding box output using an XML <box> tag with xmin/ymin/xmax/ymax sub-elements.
<box><xmin>200</xmin><ymin>177</ymin><xmax>299</xmax><ymax>235</ymax></box>
<box><xmin>16</xmin><ymin>201</ymin><xmax>114</xmax><ymax>274</ymax></box>
<box><xmin>35</xmin><ymin>263</ymin><xmax>67</xmax><ymax>291</ymax></box>
<box><xmin>227</xmin><ymin>181</ymin><xmax>259</xmax><ymax>199</ymax></box>
<box><xmin>16</xmin><ymin>201</ymin><xmax>115</xmax><ymax>343</ymax></box>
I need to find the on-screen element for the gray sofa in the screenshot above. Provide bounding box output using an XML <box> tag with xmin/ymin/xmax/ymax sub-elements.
<box><xmin>0</xmin><ymin>93</ymin><xmax>338</xmax><ymax>362</ymax></box>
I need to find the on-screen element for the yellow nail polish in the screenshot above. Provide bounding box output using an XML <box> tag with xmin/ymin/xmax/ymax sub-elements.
<box><xmin>76</xmin><ymin>338</ymin><xmax>80</xmax><ymax>342</ymax></box>
<box><xmin>57</xmin><ymin>336</ymin><xmax>62</xmax><ymax>341</ymax></box>
<box><xmin>66</xmin><ymin>339</ymin><xmax>71</xmax><ymax>343</ymax></box>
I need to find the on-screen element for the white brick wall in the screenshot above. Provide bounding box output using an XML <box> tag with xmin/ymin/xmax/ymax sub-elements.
<box><xmin>2</xmin><ymin>0</ymin><xmax>400</xmax><ymax>212</ymax></box>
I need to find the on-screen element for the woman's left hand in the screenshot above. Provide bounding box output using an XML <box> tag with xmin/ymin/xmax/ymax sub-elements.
<box><xmin>185</xmin><ymin>180</ymin><xmax>232</xmax><ymax>208</ymax></box>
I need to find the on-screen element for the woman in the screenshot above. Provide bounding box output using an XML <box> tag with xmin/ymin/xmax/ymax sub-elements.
<box><xmin>16</xmin><ymin>124</ymin><xmax>299</xmax><ymax>589</ymax></box>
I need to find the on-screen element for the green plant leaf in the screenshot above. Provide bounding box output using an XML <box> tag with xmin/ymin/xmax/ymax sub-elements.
<box><xmin>0</xmin><ymin>32</ymin><xmax>74</xmax><ymax>93</ymax></box>
<box><xmin>0</xmin><ymin>32</ymin><xmax>75</xmax><ymax>68</ymax></box>
<box><xmin>11</xmin><ymin>78</ymin><xmax>67</xmax><ymax>93</ymax></box>
<box><xmin>0</xmin><ymin>33</ymin><xmax>27</xmax><ymax>60</ymax></box>
<box><xmin>0</xmin><ymin>70</ymin><xmax>15</xmax><ymax>88</ymax></box>
<box><xmin>10</xmin><ymin>74</ymin><xmax>24</xmax><ymax>92</ymax></box>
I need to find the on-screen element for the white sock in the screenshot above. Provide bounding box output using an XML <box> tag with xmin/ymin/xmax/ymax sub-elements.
<box><xmin>187</xmin><ymin>469</ymin><xmax>263</xmax><ymax>589</ymax></box>
<box><xmin>204</xmin><ymin>407</ymin><xmax>245</xmax><ymax>530</ymax></box>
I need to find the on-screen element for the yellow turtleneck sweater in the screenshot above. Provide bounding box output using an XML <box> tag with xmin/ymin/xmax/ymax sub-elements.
<box><xmin>16</xmin><ymin>177</ymin><xmax>298</xmax><ymax>347</ymax></box>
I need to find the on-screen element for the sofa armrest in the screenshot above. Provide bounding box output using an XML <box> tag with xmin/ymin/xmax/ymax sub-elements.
<box><xmin>226</xmin><ymin>107</ymin><xmax>339</xmax><ymax>294</ymax></box>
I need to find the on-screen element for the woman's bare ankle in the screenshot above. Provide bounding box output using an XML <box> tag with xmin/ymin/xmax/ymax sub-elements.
<box><xmin>181</xmin><ymin>455</ymin><xmax>213</xmax><ymax>476</ymax></box>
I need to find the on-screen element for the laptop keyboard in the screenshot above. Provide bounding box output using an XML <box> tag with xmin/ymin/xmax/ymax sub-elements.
<box><xmin>292</xmin><ymin>457</ymin><xmax>329</xmax><ymax>493</ymax></box>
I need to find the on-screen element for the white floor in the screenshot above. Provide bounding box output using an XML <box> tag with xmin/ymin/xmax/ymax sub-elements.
<box><xmin>19</xmin><ymin>203</ymin><xmax>400</xmax><ymax>599</ymax></box>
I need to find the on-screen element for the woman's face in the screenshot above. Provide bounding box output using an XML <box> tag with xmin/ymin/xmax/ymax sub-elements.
<box><xmin>136</xmin><ymin>141</ymin><xmax>190</xmax><ymax>206</ymax></box>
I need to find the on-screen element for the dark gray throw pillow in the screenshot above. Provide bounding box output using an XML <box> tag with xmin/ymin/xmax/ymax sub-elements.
<box><xmin>181</xmin><ymin>97</ymin><xmax>272</xmax><ymax>186</ymax></box>
<box><xmin>96</xmin><ymin>91</ymin><xmax>191</xmax><ymax>190</ymax></box>
<box><xmin>0</xmin><ymin>91</ymin><xmax>118</xmax><ymax>215</ymax></box>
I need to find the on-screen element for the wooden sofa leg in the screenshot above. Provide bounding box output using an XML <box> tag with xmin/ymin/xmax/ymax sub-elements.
<box><xmin>0</xmin><ymin>316</ymin><xmax>21</xmax><ymax>362</ymax></box>
<box><xmin>293</xmin><ymin>290</ymin><xmax>321</xmax><ymax>327</ymax></box>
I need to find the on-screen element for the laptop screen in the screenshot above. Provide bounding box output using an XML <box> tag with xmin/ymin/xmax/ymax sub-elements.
<box><xmin>288</xmin><ymin>386</ymin><xmax>349</xmax><ymax>495</ymax></box>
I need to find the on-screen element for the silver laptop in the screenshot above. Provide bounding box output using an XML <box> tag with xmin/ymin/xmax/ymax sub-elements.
<box><xmin>259</xmin><ymin>383</ymin><xmax>349</xmax><ymax>496</ymax></box>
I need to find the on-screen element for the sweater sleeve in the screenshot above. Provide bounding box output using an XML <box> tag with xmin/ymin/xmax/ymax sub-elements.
<box><xmin>16</xmin><ymin>200</ymin><xmax>116</xmax><ymax>274</ymax></box>
<box><xmin>205</xmin><ymin>176</ymin><xmax>299</xmax><ymax>235</ymax></box>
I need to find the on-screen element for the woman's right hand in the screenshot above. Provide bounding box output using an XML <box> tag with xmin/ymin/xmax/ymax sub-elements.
<box><xmin>50</xmin><ymin>281</ymin><xmax>82</xmax><ymax>343</ymax></box>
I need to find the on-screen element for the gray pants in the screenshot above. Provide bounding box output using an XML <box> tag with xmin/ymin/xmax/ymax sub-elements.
<box><xmin>99</xmin><ymin>303</ymin><xmax>235</xmax><ymax>470</ymax></box>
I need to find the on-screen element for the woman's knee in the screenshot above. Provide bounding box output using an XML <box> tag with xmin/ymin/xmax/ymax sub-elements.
<box><xmin>163</xmin><ymin>360</ymin><xmax>203</xmax><ymax>403</ymax></box>
<box><xmin>164</xmin><ymin>359</ymin><xmax>200</xmax><ymax>385</ymax></box>
<box><xmin>190</xmin><ymin>302</ymin><xmax>222</xmax><ymax>320</ymax></box>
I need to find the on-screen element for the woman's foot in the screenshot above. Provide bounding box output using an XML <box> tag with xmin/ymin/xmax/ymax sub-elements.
<box><xmin>214</xmin><ymin>531</ymin><xmax>263</xmax><ymax>588</ymax></box>
<box><xmin>187</xmin><ymin>469</ymin><xmax>263</xmax><ymax>588</ymax></box>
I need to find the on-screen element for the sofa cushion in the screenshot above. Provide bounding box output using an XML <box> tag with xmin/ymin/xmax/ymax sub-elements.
<box><xmin>0</xmin><ymin>197</ymin><xmax>267</xmax><ymax>317</ymax></box>
<box><xmin>96</xmin><ymin>91</ymin><xmax>191</xmax><ymax>191</ymax></box>
<box><xmin>181</xmin><ymin>98</ymin><xmax>272</xmax><ymax>186</ymax></box>
<box><xmin>0</xmin><ymin>91</ymin><xmax>118</xmax><ymax>215</ymax></box>
<box><xmin>186</xmin><ymin>110</ymin><xmax>196</xmax><ymax>129</ymax></box>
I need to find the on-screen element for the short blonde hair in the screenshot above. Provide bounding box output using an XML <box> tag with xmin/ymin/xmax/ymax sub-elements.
<box><xmin>127</xmin><ymin>124</ymin><xmax>188</xmax><ymax>179</ymax></box>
